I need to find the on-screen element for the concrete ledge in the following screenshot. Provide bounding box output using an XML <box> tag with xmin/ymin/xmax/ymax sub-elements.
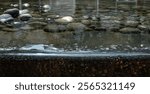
<box><xmin>0</xmin><ymin>52</ymin><xmax>150</xmax><ymax>77</ymax></box>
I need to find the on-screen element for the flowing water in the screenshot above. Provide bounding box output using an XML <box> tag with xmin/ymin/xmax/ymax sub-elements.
<box><xmin>0</xmin><ymin>0</ymin><xmax>150</xmax><ymax>54</ymax></box>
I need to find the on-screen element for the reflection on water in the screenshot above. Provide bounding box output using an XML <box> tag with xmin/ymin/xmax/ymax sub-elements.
<box><xmin>0</xmin><ymin>0</ymin><xmax>150</xmax><ymax>53</ymax></box>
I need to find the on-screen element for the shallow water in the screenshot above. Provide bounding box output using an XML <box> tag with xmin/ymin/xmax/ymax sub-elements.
<box><xmin>0</xmin><ymin>0</ymin><xmax>150</xmax><ymax>54</ymax></box>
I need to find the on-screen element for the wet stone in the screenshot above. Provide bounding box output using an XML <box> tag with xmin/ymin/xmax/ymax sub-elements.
<box><xmin>94</xmin><ymin>27</ymin><xmax>107</xmax><ymax>32</ymax></box>
<box><xmin>29</xmin><ymin>21</ymin><xmax>47</xmax><ymax>29</ymax></box>
<box><xmin>19</xmin><ymin>13</ymin><xmax>32</xmax><ymax>21</ymax></box>
<box><xmin>2</xmin><ymin>27</ymin><xmax>17</xmax><ymax>32</ymax></box>
<box><xmin>4</xmin><ymin>8</ymin><xmax>19</xmax><ymax>18</ymax></box>
<box><xmin>20</xmin><ymin>25</ymin><xmax>34</xmax><ymax>30</ymax></box>
<box><xmin>138</xmin><ymin>25</ymin><xmax>150</xmax><ymax>32</ymax></box>
<box><xmin>19</xmin><ymin>9</ymin><xmax>29</xmax><ymax>15</ymax></box>
<box><xmin>98</xmin><ymin>9</ymin><xmax>110</xmax><ymax>13</ymax></box>
<box><xmin>55</xmin><ymin>16</ymin><xmax>74</xmax><ymax>24</ymax></box>
<box><xmin>43</xmin><ymin>24</ymin><xmax>59</xmax><ymax>32</ymax></box>
<box><xmin>0</xmin><ymin>24</ymin><xmax>5</xmax><ymax>29</ymax></box>
<box><xmin>125</xmin><ymin>21</ymin><xmax>139</xmax><ymax>27</ymax></box>
<box><xmin>119</xmin><ymin>27</ymin><xmax>141</xmax><ymax>34</ymax></box>
<box><xmin>47</xmin><ymin>14</ymin><xmax>60</xmax><ymax>19</ymax></box>
<box><xmin>82</xmin><ymin>15</ymin><xmax>90</xmax><ymax>20</ymax></box>
<box><xmin>0</xmin><ymin>14</ymin><xmax>14</xmax><ymax>24</ymax></box>
<box><xmin>67</xmin><ymin>23</ymin><xmax>86</xmax><ymax>31</ymax></box>
<box><xmin>118</xmin><ymin>5</ymin><xmax>130</xmax><ymax>11</ymax></box>
<box><xmin>110</xmin><ymin>27</ymin><xmax>120</xmax><ymax>32</ymax></box>
<box><xmin>81</xmin><ymin>20</ymin><xmax>91</xmax><ymax>26</ymax></box>
<box><xmin>58</xmin><ymin>25</ymin><xmax>67</xmax><ymax>32</ymax></box>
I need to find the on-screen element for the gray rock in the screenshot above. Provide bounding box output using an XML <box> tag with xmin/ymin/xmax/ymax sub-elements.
<box><xmin>29</xmin><ymin>21</ymin><xmax>47</xmax><ymax>28</ymax></box>
<box><xmin>44</xmin><ymin>24</ymin><xmax>59</xmax><ymax>32</ymax></box>
<box><xmin>0</xmin><ymin>24</ymin><xmax>5</xmax><ymax>29</ymax></box>
<box><xmin>58</xmin><ymin>25</ymin><xmax>66</xmax><ymax>32</ymax></box>
<box><xmin>47</xmin><ymin>14</ymin><xmax>60</xmax><ymax>19</ymax></box>
<box><xmin>19</xmin><ymin>13</ymin><xmax>32</xmax><ymax>21</ymax></box>
<box><xmin>82</xmin><ymin>15</ymin><xmax>90</xmax><ymax>20</ymax></box>
<box><xmin>2</xmin><ymin>27</ymin><xmax>17</xmax><ymax>32</ymax></box>
<box><xmin>81</xmin><ymin>20</ymin><xmax>91</xmax><ymax>26</ymax></box>
<box><xmin>147</xmin><ymin>13</ymin><xmax>150</xmax><ymax>17</ymax></box>
<box><xmin>20</xmin><ymin>25</ymin><xmax>34</xmax><ymax>30</ymax></box>
<box><xmin>94</xmin><ymin>27</ymin><xmax>107</xmax><ymax>31</ymax></box>
<box><xmin>118</xmin><ymin>5</ymin><xmax>130</xmax><ymax>11</ymax></box>
<box><xmin>119</xmin><ymin>27</ymin><xmax>141</xmax><ymax>33</ymax></box>
<box><xmin>67</xmin><ymin>23</ymin><xmax>86</xmax><ymax>31</ymax></box>
<box><xmin>98</xmin><ymin>9</ymin><xmax>110</xmax><ymax>13</ymax></box>
<box><xmin>0</xmin><ymin>14</ymin><xmax>14</xmax><ymax>23</ymax></box>
<box><xmin>4</xmin><ymin>8</ymin><xmax>19</xmax><ymax>18</ymax></box>
<box><xmin>125</xmin><ymin>21</ymin><xmax>139</xmax><ymax>27</ymax></box>
<box><xmin>138</xmin><ymin>25</ymin><xmax>150</xmax><ymax>32</ymax></box>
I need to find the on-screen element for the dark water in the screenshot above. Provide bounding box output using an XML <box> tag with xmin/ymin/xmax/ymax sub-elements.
<box><xmin>0</xmin><ymin>0</ymin><xmax>150</xmax><ymax>54</ymax></box>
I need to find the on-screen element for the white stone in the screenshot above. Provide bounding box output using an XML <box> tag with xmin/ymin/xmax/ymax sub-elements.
<box><xmin>61</xmin><ymin>16</ymin><xmax>74</xmax><ymax>22</ymax></box>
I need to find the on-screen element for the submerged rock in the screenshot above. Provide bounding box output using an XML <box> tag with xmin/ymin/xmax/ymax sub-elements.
<box><xmin>29</xmin><ymin>21</ymin><xmax>47</xmax><ymax>28</ymax></box>
<box><xmin>2</xmin><ymin>27</ymin><xmax>17</xmax><ymax>32</ymax></box>
<box><xmin>47</xmin><ymin>14</ymin><xmax>60</xmax><ymax>19</ymax></box>
<box><xmin>81</xmin><ymin>20</ymin><xmax>91</xmax><ymax>26</ymax></box>
<box><xmin>0</xmin><ymin>14</ymin><xmax>14</xmax><ymax>23</ymax></box>
<box><xmin>44</xmin><ymin>24</ymin><xmax>67</xmax><ymax>32</ymax></box>
<box><xmin>94</xmin><ymin>27</ymin><xmax>107</xmax><ymax>31</ymax></box>
<box><xmin>67</xmin><ymin>23</ymin><xmax>86</xmax><ymax>31</ymax></box>
<box><xmin>4</xmin><ymin>8</ymin><xmax>19</xmax><ymax>18</ymax></box>
<box><xmin>118</xmin><ymin>5</ymin><xmax>130</xmax><ymax>11</ymax></box>
<box><xmin>44</xmin><ymin>24</ymin><xmax>59</xmax><ymax>32</ymax></box>
<box><xmin>119</xmin><ymin>27</ymin><xmax>141</xmax><ymax>33</ymax></box>
<box><xmin>19</xmin><ymin>13</ymin><xmax>32</xmax><ymax>21</ymax></box>
<box><xmin>58</xmin><ymin>25</ymin><xmax>67</xmax><ymax>32</ymax></box>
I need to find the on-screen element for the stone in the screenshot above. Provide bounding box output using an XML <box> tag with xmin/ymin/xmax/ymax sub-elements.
<box><xmin>58</xmin><ymin>25</ymin><xmax>66</xmax><ymax>32</ymax></box>
<box><xmin>82</xmin><ymin>15</ymin><xmax>90</xmax><ymax>20</ymax></box>
<box><xmin>138</xmin><ymin>25</ymin><xmax>150</xmax><ymax>32</ymax></box>
<box><xmin>67</xmin><ymin>23</ymin><xmax>86</xmax><ymax>31</ymax></box>
<box><xmin>2</xmin><ymin>27</ymin><xmax>17</xmax><ymax>32</ymax></box>
<box><xmin>47</xmin><ymin>14</ymin><xmax>60</xmax><ymax>19</ymax></box>
<box><xmin>19</xmin><ymin>9</ymin><xmax>29</xmax><ymax>15</ymax></box>
<box><xmin>118</xmin><ymin>5</ymin><xmax>130</xmax><ymax>11</ymax></box>
<box><xmin>0</xmin><ymin>14</ymin><xmax>14</xmax><ymax>23</ymax></box>
<box><xmin>94</xmin><ymin>27</ymin><xmax>107</xmax><ymax>31</ymax></box>
<box><xmin>19</xmin><ymin>13</ymin><xmax>32</xmax><ymax>21</ymax></box>
<box><xmin>4</xmin><ymin>8</ymin><xmax>19</xmax><ymax>18</ymax></box>
<box><xmin>119</xmin><ymin>27</ymin><xmax>141</xmax><ymax>33</ymax></box>
<box><xmin>23</xmin><ymin>3</ymin><xmax>30</xmax><ymax>8</ymax></box>
<box><xmin>29</xmin><ymin>21</ymin><xmax>47</xmax><ymax>28</ymax></box>
<box><xmin>44</xmin><ymin>24</ymin><xmax>59</xmax><ymax>32</ymax></box>
<box><xmin>43</xmin><ymin>5</ymin><xmax>51</xmax><ymax>12</ymax></box>
<box><xmin>81</xmin><ymin>20</ymin><xmax>91</xmax><ymax>26</ymax></box>
<box><xmin>20</xmin><ymin>25</ymin><xmax>34</xmax><ymax>30</ymax></box>
<box><xmin>55</xmin><ymin>16</ymin><xmax>74</xmax><ymax>24</ymax></box>
<box><xmin>125</xmin><ymin>21</ymin><xmax>139</xmax><ymax>27</ymax></box>
<box><xmin>44</xmin><ymin>24</ymin><xmax>66</xmax><ymax>32</ymax></box>
<box><xmin>98</xmin><ymin>9</ymin><xmax>110</xmax><ymax>13</ymax></box>
<box><xmin>10</xmin><ymin>4</ymin><xmax>19</xmax><ymax>8</ymax></box>
<box><xmin>0</xmin><ymin>24</ymin><xmax>5</xmax><ymax>29</ymax></box>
